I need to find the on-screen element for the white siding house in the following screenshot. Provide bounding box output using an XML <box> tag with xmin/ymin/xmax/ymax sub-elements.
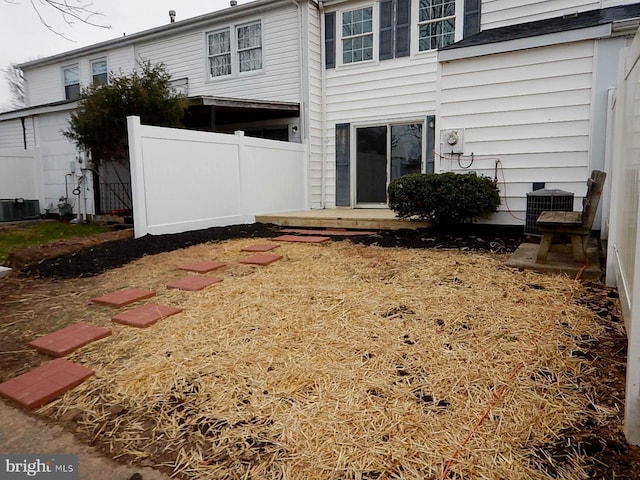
<box><xmin>0</xmin><ymin>0</ymin><xmax>315</xmax><ymax>218</ymax></box>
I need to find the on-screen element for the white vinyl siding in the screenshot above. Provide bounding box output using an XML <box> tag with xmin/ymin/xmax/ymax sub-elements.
<box><xmin>481</xmin><ymin>0</ymin><xmax>600</xmax><ymax>30</ymax></box>
<box><xmin>323</xmin><ymin>53</ymin><xmax>438</xmax><ymax>207</ymax></box>
<box><xmin>306</xmin><ymin>5</ymin><xmax>324</xmax><ymax>209</ymax></box>
<box><xmin>0</xmin><ymin>118</ymin><xmax>35</xmax><ymax>149</ymax></box>
<box><xmin>23</xmin><ymin>45</ymin><xmax>134</xmax><ymax>107</ymax></box>
<box><xmin>438</xmin><ymin>41</ymin><xmax>595</xmax><ymax>224</ymax></box>
<box><xmin>136</xmin><ymin>5</ymin><xmax>300</xmax><ymax>103</ymax></box>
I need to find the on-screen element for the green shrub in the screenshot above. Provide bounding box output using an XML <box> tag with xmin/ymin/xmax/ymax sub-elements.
<box><xmin>388</xmin><ymin>172</ymin><xmax>501</xmax><ymax>225</ymax></box>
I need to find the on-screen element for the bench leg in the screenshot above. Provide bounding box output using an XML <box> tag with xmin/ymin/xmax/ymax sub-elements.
<box><xmin>570</xmin><ymin>234</ymin><xmax>586</xmax><ymax>263</ymax></box>
<box><xmin>536</xmin><ymin>233</ymin><xmax>554</xmax><ymax>263</ymax></box>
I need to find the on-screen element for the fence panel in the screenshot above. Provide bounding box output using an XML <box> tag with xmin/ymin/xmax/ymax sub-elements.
<box><xmin>0</xmin><ymin>147</ymin><xmax>42</xmax><ymax>203</ymax></box>
<box><xmin>609</xmin><ymin>28</ymin><xmax>640</xmax><ymax>445</ymax></box>
<box><xmin>127</xmin><ymin>116</ymin><xmax>307</xmax><ymax>238</ymax></box>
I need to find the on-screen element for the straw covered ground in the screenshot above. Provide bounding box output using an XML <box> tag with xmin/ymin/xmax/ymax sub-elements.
<box><xmin>26</xmin><ymin>238</ymin><xmax>615</xmax><ymax>479</ymax></box>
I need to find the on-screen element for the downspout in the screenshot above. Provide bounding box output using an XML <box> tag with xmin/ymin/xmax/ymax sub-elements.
<box><xmin>20</xmin><ymin>117</ymin><xmax>27</xmax><ymax>149</ymax></box>
<box><xmin>319</xmin><ymin>0</ymin><xmax>327</xmax><ymax>208</ymax></box>
<box><xmin>290</xmin><ymin>0</ymin><xmax>310</xmax><ymax>208</ymax></box>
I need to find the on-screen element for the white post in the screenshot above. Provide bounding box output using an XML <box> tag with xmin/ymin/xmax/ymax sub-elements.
<box><xmin>235</xmin><ymin>130</ymin><xmax>246</xmax><ymax>219</ymax></box>
<box><xmin>127</xmin><ymin>116</ymin><xmax>148</xmax><ymax>238</ymax></box>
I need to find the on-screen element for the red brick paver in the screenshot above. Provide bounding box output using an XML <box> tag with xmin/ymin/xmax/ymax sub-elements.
<box><xmin>239</xmin><ymin>253</ymin><xmax>283</xmax><ymax>265</ymax></box>
<box><xmin>272</xmin><ymin>235</ymin><xmax>331</xmax><ymax>243</ymax></box>
<box><xmin>28</xmin><ymin>323</ymin><xmax>112</xmax><ymax>357</ymax></box>
<box><xmin>241</xmin><ymin>244</ymin><xmax>281</xmax><ymax>252</ymax></box>
<box><xmin>178</xmin><ymin>261</ymin><xmax>227</xmax><ymax>273</ymax></box>
<box><xmin>91</xmin><ymin>288</ymin><xmax>155</xmax><ymax>308</ymax></box>
<box><xmin>0</xmin><ymin>358</ymin><xmax>94</xmax><ymax>410</ymax></box>
<box><xmin>112</xmin><ymin>304</ymin><xmax>183</xmax><ymax>328</ymax></box>
<box><xmin>167</xmin><ymin>276</ymin><xmax>223</xmax><ymax>291</ymax></box>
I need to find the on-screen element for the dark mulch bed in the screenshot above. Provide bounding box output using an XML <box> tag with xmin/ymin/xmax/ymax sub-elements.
<box><xmin>22</xmin><ymin>223</ymin><xmax>527</xmax><ymax>279</ymax></box>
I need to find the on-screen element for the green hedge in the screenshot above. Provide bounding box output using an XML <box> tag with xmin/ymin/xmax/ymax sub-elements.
<box><xmin>388</xmin><ymin>172</ymin><xmax>501</xmax><ymax>225</ymax></box>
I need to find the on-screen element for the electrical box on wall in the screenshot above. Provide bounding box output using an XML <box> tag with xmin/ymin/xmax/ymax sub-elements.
<box><xmin>288</xmin><ymin>122</ymin><xmax>301</xmax><ymax>143</ymax></box>
<box><xmin>441</xmin><ymin>128</ymin><xmax>465</xmax><ymax>154</ymax></box>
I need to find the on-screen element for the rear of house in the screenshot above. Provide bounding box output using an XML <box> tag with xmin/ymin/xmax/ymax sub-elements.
<box><xmin>317</xmin><ymin>0</ymin><xmax>640</xmax><ymax>229</ymax></box>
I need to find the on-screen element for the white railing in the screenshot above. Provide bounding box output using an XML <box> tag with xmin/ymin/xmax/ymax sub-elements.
<box><xmin>127</xmin><ymin>116</ymin><xmax>308</xmax><ymax>238</ymax></box>
<box><xmin>0</xmin><ymin>147</ymin><xmax>43</xmax><ymax>204</ymax></box>
<box><xmin>607</xmin><ymin>28</ymin><xmax>640</xmax><ymax>445</ymax></box>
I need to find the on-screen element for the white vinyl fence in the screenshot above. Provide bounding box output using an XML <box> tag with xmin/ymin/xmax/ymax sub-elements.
<box><xmin>607</xmin><ymin>28</ymin><xmax>640</xmax><ymax>445</ymax></box>
<box><xmin>127</xmin><ymin>116</ymin><xmax>308</xmax><ymax>238</ymax></box>
<box><xmin>0</xmin><ymin>147</ymin><xmax>43</xmax><ymax>202</ymax></box>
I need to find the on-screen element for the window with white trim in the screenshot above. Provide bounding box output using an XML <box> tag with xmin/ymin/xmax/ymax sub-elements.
<box><xmin>63</xmin><ymin>65</ymin><xmax>80</xmax><ymax>100</ymax></box>
<box><xmin>237</xmin><ymin>22</ymin><xmax>262</xmax><ymax>72</ymax></box>
<box><xmin>91</xmin><ymin>59</ymin><xmax>108</xmax><ymax>86</ymax></box>
<box><xmin>208</xmin><ymin>29</ymin><xmax>231</xmax><ymax>77</ymax></box>
<box><xmin>206</xmin><ymin>20</ymin><xmax>262</xmax><ymax>79</ymax></box>
<box><xmin>418</xmin><ymin>0</ymin><xmax>455</xmax><ymax>51</ymax></box>
<box><xmin>341</xmin><ymin>7</ymin><xmax>373</xmax><ymax>64</ymax></box>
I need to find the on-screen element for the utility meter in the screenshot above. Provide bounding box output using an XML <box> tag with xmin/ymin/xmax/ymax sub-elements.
<box><xmin>441</xmin><ymin>129</ymin><xmax>465</xmax><ymax>154</ymax></box>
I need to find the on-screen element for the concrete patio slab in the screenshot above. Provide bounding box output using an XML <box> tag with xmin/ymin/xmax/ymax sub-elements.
<box><xmin>28</xmin><ymin>323</ymin><xmax>112</xmax><ymax>357</ymax></box>
<box><xmin>505</xmin><ymin>242</ymin><xmax>601</xmax><ymax>280</ymax></box>
<box><xmin>167</xmin><ymin>276</ymin><xmax>223</xmax><ymax>291</ymax></box>
<box><xmin>91</xmin><ymin>288</ymin><xmax>155</xmax><ymax>308</ymax></box>
<box><xmin>0</xmin><ymin>358</ymin><xmax>94</xmax><ymax>410</ymax></box>
<box><xmin>112</xmin><ymin>304</ymin><xmax>183</xmax><ymax>328</ymax></box>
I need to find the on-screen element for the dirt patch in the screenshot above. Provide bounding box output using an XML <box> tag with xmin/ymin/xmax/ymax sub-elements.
<box><xmin>0</xmin><ymin>223</ymin><xmax>639</xmax><ymax>479</ymax></box>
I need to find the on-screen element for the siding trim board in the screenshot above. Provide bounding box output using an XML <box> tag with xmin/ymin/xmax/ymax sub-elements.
<box><xmin>439</xmin><ymin>24</ymin><xmax>611</xmax><ymax>61</ymax></box>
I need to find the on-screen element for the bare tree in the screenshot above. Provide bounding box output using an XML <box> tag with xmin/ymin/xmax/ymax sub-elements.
<box><xmin>5</xmin><ymin>0</ymin><xmax>111</xmax><ymax>39</ymax></box>
<box><xmin>2</xmin><ymin>63</ymin><xmax>25</xmax><ymax>110</ymax></box>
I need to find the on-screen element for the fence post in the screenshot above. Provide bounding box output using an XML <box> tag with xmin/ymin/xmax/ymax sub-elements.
<box><xmin>127</xmin><ymin>116</ymin><xmax>148</xmax><ymax>238</ymax></box>
<box><xmin>235</xmin><ymin>130</ymin><xmax>247</xmax><ymax>218</ymax></box>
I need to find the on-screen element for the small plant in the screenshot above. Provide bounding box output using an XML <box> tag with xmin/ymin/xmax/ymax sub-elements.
<box><xmin>388</xmin><ymin>172</ymin><xmax>501</xmax><ymax>226</ymax></box>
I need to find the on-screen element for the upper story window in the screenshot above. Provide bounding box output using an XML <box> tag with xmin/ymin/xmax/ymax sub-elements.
<box><xmin>237</xmin><ymin>22</ymin><xmax>262</xmax><ymax>72</ymax></box>
<box><xmin>418</xmin><ymin>0</ymin><xmax>455</xmax><ymax>51</ymax></box>
<box><xmin>63</xmin><ymin>65</ymin><xmax>80</xmax><ymax>100</ymax></box>
<box><xmin>207</xmin><ymin>20</ymin><xmax>262</xmax><ymax>80</ymax></box>
<box><xmin>91</xmin><ymin>59</ymin><xmax>108</xmax><ymax>86</ymax></box>
<box><xmin>341</xmin><ymin>7</ymin><xmax>374</xmax><ymax>63</ymax></box>
<box><xmin>208</xmin><ymin>29</ymin><xmax>232</xmax><ymax>77</ymax></box>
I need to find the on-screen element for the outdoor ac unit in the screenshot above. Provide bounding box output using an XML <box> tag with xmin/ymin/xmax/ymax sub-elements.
<box><xmin>525</xmin><ymin>189</ymin><xmax>574</xmax><ymax>236</ymax></box>
<box><xmin>0</xmin><ymin>199</ymin><xmax>40</xmax><ymax>222</ymax></box>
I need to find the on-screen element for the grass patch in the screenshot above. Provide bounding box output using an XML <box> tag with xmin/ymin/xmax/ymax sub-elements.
<box><xmin>0</xmin><ymin>221</ymin><xmax>110</xmax><ymax>263</ymax></box>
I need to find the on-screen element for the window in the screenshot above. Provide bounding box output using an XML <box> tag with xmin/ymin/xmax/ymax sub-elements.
<box><xmin>208</xmin><ymin>29</ymin><xmax>231</xmax><ymax>77</ymax></box>
<box><xmin>342</xmin><ymin>7</ymin><xmax>373</xmax><ymax>64</ymax></box>
<box><xmin>63</xmin><ymin>65</ymin><xmax>80</xmax><ymax>100</ymax></box>
<box><xmin>418</xmin><ymin>0</ymin><xmax>455</xmax><ymax>51</ymax></box>
<box><xmin>91</xmin><ymin>59</ymin><xmax>108</xmax><ymax>86</ymax></box>
<box><xmin>206</xmin><ymin>20</ymin><xmax>262</xmax><ymax>79</ymax></box>
<box><xmin>237</xmin><ymin>22</ymin><xmax>262</xmax><ymax>72</ymax></box>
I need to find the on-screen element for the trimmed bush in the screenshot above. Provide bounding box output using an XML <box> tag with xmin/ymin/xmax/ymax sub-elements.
<box><xmin>388</xmin><ymin>172</ymin><xmax>501</xmax><ymax>225</ymax></box>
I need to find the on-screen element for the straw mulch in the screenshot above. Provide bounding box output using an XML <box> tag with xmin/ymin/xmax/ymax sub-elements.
<box><xmin>39</xmin><ymin>239</ymin><xmax>608</xmax><ymax>479</ymax></box>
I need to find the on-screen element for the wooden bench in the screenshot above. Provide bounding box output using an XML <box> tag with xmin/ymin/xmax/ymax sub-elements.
<box><xmin>535</xmin><ymin>170</ymin><xmax>606</xmax><ymax>264</ymax></box>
